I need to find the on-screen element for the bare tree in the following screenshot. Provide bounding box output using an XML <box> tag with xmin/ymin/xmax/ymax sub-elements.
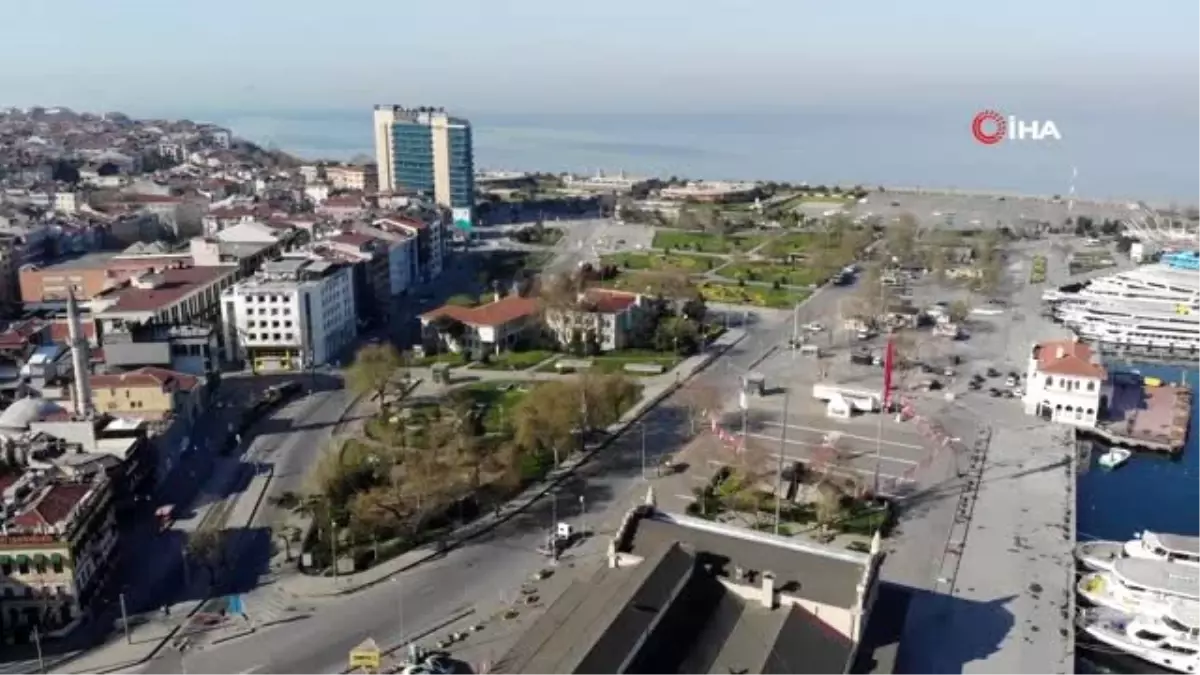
<box><xmin>676</xmin><ymin>381</ymin><xmax>724</xmax><ymax>434</ymax></box>
<box><xmin>346</xmin><ymin>343</ymin><xmax>403</xmax><ymax>408</ymax></box>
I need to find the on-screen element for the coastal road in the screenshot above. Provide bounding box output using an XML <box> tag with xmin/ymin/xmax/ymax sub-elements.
<box><xmin>135</xmin><ymin>284</ymin><xmax>859</xmax><ymax>674</ymax></box>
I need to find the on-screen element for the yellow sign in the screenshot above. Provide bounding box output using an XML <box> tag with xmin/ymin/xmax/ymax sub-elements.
<box><xmin>1176</xmin><ymin>304</ymin><xmax>1191</xmax><ymax>316</ymax></box>
<box><xmin>349</xmin><ymin>638</ymin><xmax>381</xmax><ymax>673</ymax></box>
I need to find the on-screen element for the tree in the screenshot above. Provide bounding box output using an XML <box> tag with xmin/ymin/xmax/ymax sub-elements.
<box><xmin>187</xmin><ymin>529</ymin><xmax>227</xmax><ymax>584</ymax></box>
<box><xmin>884</xmin><ymin>213</ymin><xmax>919</xmax><ymax>264</ymax></box>
<box><xmin>676</xmin><ymin>381</ymin><xmax>723</xmax><ymax>434</ymax></box>
<box><xmin>347</xmin><ymin>343</ymin><xmax>403</xmax><ymax>408</ymax></box>
<box><xmin>947</xmin><ymin>299</ymin><xmax>972</xmax><ymax>323</ymax></box>
<box><xmin>814</xmin><ymin>482</ymin><xmax>847</xmax><ymax>532</ymax></box>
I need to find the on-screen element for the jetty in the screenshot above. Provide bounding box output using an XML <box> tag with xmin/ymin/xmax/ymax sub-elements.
<box><xmin>1083</xmin><ymin>378</ymin><xmax>1193</xmax><ymax>454</ymax></box>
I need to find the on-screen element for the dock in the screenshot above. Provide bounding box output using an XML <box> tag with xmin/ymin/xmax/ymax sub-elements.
<box><xmin>1095</xmin><ymin>341</ymin><xmax>1199</xmax><ymax>367</ymax></box>
<box><xmin>1083</xmin><ymin>380</ymin><xmax>1193</xmax><ymax>454</ymax></box>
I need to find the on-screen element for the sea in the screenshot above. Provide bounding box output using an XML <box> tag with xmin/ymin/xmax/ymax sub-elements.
<box><xmin>184</xmin><ymin>109</ymin><xmax>1200</xmax><ymax>205</ymax></box>
<box><xmin>1076</xmin><ymin>362</ymin><xmax>1198</xmax><ymax>674</ymax></box>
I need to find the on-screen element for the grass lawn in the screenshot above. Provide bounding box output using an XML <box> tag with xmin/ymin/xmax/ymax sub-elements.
<box><xmin>459</xmin><ymin>381</ymin><xmax>529</xmax><ymax>432</ymax></box>
<box><xmin>1029</xmin><ymin>255</ymin><xmax>1048</xmax><ymax>284</ymax></box>
<box><xmin>602</xmin><ymin>251</ymin><xmax>720</xmax><ymax>274</ymax></box>
<box><xmin>534</xmin><ymin>350</ymin><xmax>681</xmax><ymax>376</ymax></box>
<box><xmin>760</xmin><ymin>232</ymin><xmax>821</xmax><ymax>258</ymax></box>
<box><xmin>652</xmin><ymin>230</ymin><xmax>765</xmax><ymax>254</ymax></box>
<box><xmin>698</xmin><ymin>280</ymin><xmax>810</xmax><ymax>309</ymax></box>
<box><xmin>475</xmin><ymin>349</ymin><xmax>556</xmax><ymax>371</ymax></box>
<box><xmin>774</xmin><ymin>193</ymin><xmax>855</xmax><ymax>213</ymax></box>
<box><xmin>717</xmin><ymin>262</ymin><xmax>828</xmax><ymax>288</ymax></box>
<box><xmin>411</xmin><ymin>352</ymin><xmax>465</xmax><ymax>368</ymax></box>
<box><xmin>590</xmin><ymin>349</ymin><xmax>681</xmax><ymax>375</ymax></box>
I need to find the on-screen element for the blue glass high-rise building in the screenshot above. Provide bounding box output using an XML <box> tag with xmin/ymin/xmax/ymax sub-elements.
<box><xmin>373</xmin><ymin>106</ymin><xmax>475</xmax><ymax>224</ymax></box>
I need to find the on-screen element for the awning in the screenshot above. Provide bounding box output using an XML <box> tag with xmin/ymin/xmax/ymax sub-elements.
<box><xmin>32</xmin><ymin>554</ymin><xmax>47</xmax><ymax>565</ymax></box>
<box><xmin>0</xmin><ymin>555</ymin><xmax>11</xmax><ymax>565</ymax></box>
<box><xmin>14</xmin><ymin>554</ymin><xmax>29</xmax><ymax>565</ymax></box>
<box><xmin>49</xmin><ymin>553</ymin><xmax>65</xmax><ymax>565</ymax></box>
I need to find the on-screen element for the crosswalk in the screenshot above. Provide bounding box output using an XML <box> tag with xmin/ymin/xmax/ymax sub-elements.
<box><xmin>244</xmin><ymin>586</ymin><xmax>314</xmax><ymax>626</ymax></box>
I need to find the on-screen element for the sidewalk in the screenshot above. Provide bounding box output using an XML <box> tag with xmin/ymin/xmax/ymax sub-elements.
<box><xmin>279</xmin><ymin>329</ymin><xmax>748</xmax><ymax>598</ymax></box>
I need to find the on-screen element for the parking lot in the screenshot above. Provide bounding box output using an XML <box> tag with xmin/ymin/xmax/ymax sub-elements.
<box><xmin>798</xmin><ymin>191</ymin><xmax>1137</xmax><ymax>231</ymax></box>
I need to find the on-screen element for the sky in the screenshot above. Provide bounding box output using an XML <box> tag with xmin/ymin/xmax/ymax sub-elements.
<box><xmin>3</xmin><ymin>0</ymin><xmax>1197</xmax><ymax>119</ymax></box>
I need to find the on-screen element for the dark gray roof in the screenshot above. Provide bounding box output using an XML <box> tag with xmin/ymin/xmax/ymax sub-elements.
<box><xmin>764</xmin><ymin>604</ymin><xmax>855</xmax><ymax>674</ymax></box>
<box><xmin>498</xmin><ymin>542</ymin><xmax>695</xmax><ymax>675</ymax></box>
<box><xmin>627</xmin><ymin>512</ymin><xmax>868</xmax><ymax>608</ymax></box>
<box><xmin>498</xmin><ymin>508</ymin><xmax>885</xmax><ymax>675</ymax></box>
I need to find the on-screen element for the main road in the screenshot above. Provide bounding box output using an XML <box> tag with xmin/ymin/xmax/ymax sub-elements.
<box><xmin>138</xmin><ymin>283</ymin><xmax>858</xmax><ymax>674</ymax></box>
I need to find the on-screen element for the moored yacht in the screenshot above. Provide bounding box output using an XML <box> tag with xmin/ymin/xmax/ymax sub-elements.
<box><xmin>1077</xmin><ymin>531</ymin><xmax>1200</xmax><ymax>572</ymax></box>
<box><xmin>1045</xmin><ymin>261</ymin><xmax>1200</xmax><ymax>352</ymax></box>
<box><xmin>1078</xmin><ymin>603</ymin><xmax>1199</xmax><ymax>674</ymax></box>
<box><xmin>1077</xmin><ymin>539</ymin><xmax>1126</xmax><ymax>573</ymax></box>
<box><xmin>1078</xmin><ymin>558</ymin><xmax>1200</xmax><ymax>615</ymax></box>
<box><xmin>1128</xmin><ymin>533</ymin><xmax>1200</xmax><ymax>568</ymax></box>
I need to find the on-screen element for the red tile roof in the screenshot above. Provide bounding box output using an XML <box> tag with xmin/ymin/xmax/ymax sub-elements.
<box><xmin>422</xmin><ymin>295</ymin><xmax>540</xmax><ymax>327</ymax></box>
<box><xmin>97</xmin><ymin>266</ymin><xmax>235</xmax><ymax>314</ymax></box>
<box><xmin>49</xmin><ymin>318</ymin><xmax>96</xmax><ymax>343</ymax></box>
<box><xmin>125</xmin><ymin>193</ymin><xmax>183</xmax><ymax>204</ymax></box>
<box><xmin>1036</xmin><ymin>339</ymin><xmax>1107</xmax><ymax>379</ymax></box>
<box><xmin>579</xmin><ymin>289</ymin><xmax>639</xmax><ymax>314</ymax></box>
<box><xmin>12</xmin><ymin>482</ymin><xmax>92</xmax><ymax>529</ymax></box>
<box><xmin>209</xmin><ymin>206</ymin><xmax>258</xmax><ymax>219</ymax></box>
<box><xmin>322</xmin><ymin>196</ymin><xmax>363</xmax><ymax>208</ymax></box>
<box><xmin>330</xmin><ymin>232</ymin><xmax>375</xmax><ymax>248</ymax></box>
<box><xmin>0</xmin><ymin>319</ymin><xmax>47</xmax><ymax>349</ymax></box>
<box><xmin>90</xmin><ymin>366</ymin><xmax>199</xmax><ymax>392</ymax></box>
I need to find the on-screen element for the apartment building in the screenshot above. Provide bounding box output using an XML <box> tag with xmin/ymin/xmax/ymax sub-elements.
<box><xmin>0</xmin><ymin>470</ymin><xmax>118</xmax><ymax>639</ymax></box>
<box><xmin>372</xmin><ymin>106</ymin><xmax>474</xmax><ymax>213</ymax></box>
<box><xmin>373</xmin><ymin>215</ymin><xmax>443</xmax><ymax>283</ymax></box>
<box><xmin>220</xmin><ymin>258</ymin><xmax>357</xmax><ymax>371</ymax></box>
<box><xmin>325</xmin><ymin>165</ymin><xmax>376</xmax><ymax>193</ymax></box>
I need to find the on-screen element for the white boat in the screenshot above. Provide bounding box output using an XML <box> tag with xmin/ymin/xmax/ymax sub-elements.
<box><xmin>1077</xmin><ymin>540</ymin><xmax>1127</xmax><ymax>572</ymax></box>
<box><xmin>1079</xmin><ymin>558</ymin><xmax>1200</xmax><ymax>616</ymax></box>
<box><xmin>1097</xmin><ymin>447</ymin><xmax>1132</xmax><ymax>470</ymax></box>
<box><xmin>1078</xmin><ymin>604</ymin><xmax>1200</xmax><ymax>674</ymax></box>
<box><xmin>1077</xmin><ymin>532</ymin><xmax>1200</xmax><ymax>573</ymax></box>
<box><xmin>1128</xmin><ymin>532</ymin><xmax>1200</xmax><ymax>568</ymax></box>
<box><xmin>1046</xmin><ymin>262</ymin><xmax>1200</xmax><ymax>352</ymax></box>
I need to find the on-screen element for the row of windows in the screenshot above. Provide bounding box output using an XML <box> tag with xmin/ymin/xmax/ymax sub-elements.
<box><xmin>246</xmin><ymin>294</ymin><xmax>289</xmax><ymax>303</ymax></box>
<box><xmin>247</xmin><ymin>306</ymin><xmax>292</xmax><ymax>317</ymax></box>
<box><xmin>1</xmin><ymin>585</ymin><xmax>69</xmax><ymax>599</ymax></box>
<box><xmin>2</xmin><ymin>559</ymin><xmax>65</xmax><ymax>576</ymax></box>
<box><xmin>1045</xmin><ymin>377</ymin><xmax>1096</xmax><ymax>391</ymax></box>
<box><xmin>246</xmin><ymin>332</ymin><xmax>296</xmax><ymax>343</ymax></box>
<box><xmin>248</xmin><ymin>320</ymin><xmax>294</xmax><ymax>329</ymax></box>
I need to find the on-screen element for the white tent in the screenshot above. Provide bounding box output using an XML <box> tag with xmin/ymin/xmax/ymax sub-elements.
<box><xmin>826</xmin><ymin>393</ymin><xmax>852</xmax><ymax>420</ymax></box>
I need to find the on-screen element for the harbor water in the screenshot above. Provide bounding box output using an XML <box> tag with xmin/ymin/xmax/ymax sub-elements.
<box><xmin>1076</xmin><ymin>362</ymin><xmax>1198</xmax><ymax>674</ymax></box>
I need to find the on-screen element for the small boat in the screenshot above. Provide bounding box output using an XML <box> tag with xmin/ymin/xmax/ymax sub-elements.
<box><xmin>1077</xmin><ymin>540</ymin><xmax>1126</xmax><ymax>572</ymax></box>
<box><xmin>1077</xmin><ymin>604</ymin><xmax>1200</xmax><ymax>674</ymax></box>
<box><xmin>1098</xmin><ymin>447</ymin><xmax>1132</xmax><ymax>470</ymax></box>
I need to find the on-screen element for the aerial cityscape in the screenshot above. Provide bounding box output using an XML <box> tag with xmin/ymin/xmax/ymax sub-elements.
<box><xmin>0</xmin><ymin>3</ymin><xmax>1196</xmax><ymax>675</ymax></box>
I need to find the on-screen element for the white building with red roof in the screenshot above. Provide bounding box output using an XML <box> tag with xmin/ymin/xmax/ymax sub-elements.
<box><xmin>1022</xmin><ymin>337</ymin><xmax>1111</xmax><ymax>427</ymax></box>
<box><xmin>544</xmin><ymin>289</ymin><xmax>647</xmax><ymax>352</ymax></box>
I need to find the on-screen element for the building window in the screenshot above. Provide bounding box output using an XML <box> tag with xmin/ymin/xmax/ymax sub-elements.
<box><xmin>1086</xmin><ymin>381</ymin><xmax>1095</xmax><ymax>392</ymax></box>
<box><xmin>1075</xmin><ymin>408</ymin><xmax>1082</xmax><ymax>420</ymax></box>
<box><xmin>1045</xmin><ymin>376</ymin><xmax>1052</xmax><ymax>387</ymax></box>
<box><xmin>1086</xmin><ymin>407</ymin><xmax>1095</xmax><ymax>416</ymax></box>
<box><xmin>52</xmin><ymin>559</ymin><xmax>63</xmax><ymax>574</ymax></box>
